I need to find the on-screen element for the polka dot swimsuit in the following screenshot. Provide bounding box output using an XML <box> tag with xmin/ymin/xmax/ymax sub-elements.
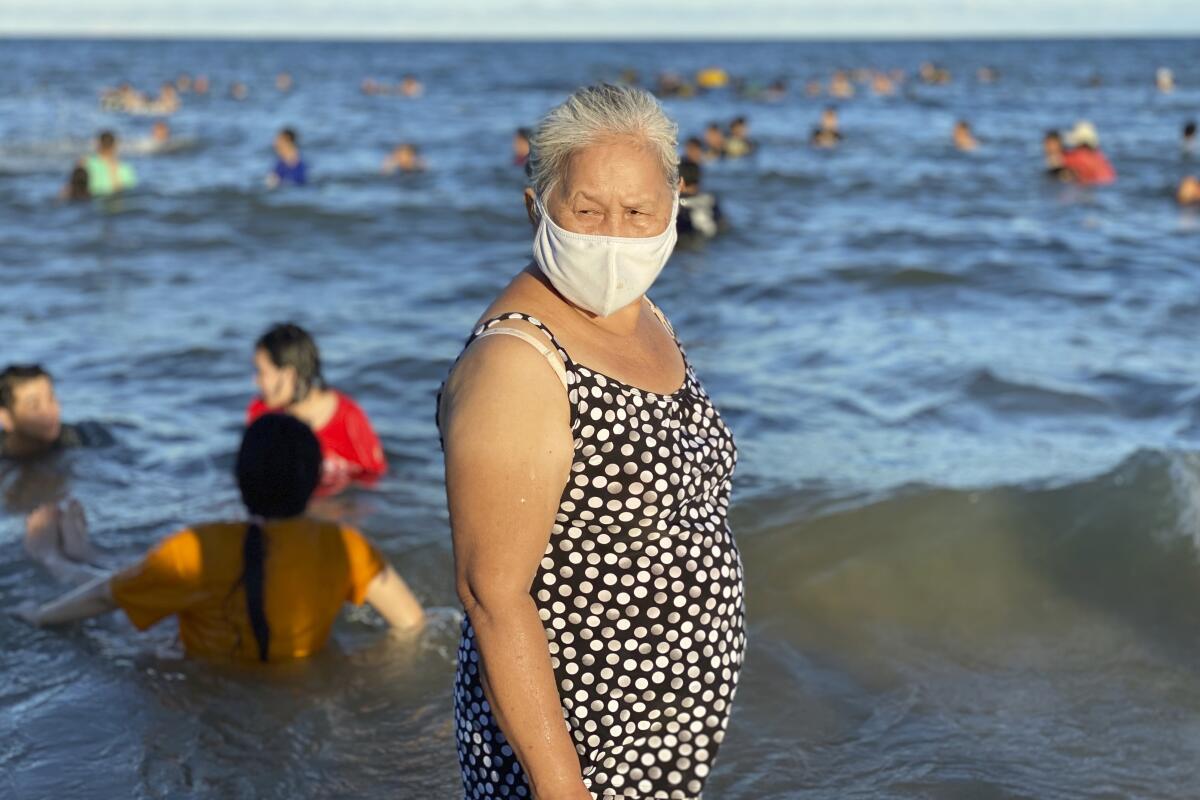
<box><xmin>449</xmin><ymin>308</ymin><xmax>746</xmax><ymax>800</ymax></box>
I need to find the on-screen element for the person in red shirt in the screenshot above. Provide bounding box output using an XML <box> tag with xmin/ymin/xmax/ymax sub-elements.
<box><xmin>247</xmin><ymin>323</ymin><xmax>386</xmax><ymax>495</ymax></box>
<box><xmin>1061</xmin><ymin>120</ymin><xmax>1116</xmax><ymax>185</ymax></box>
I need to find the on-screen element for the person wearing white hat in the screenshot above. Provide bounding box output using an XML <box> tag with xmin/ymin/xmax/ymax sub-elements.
<box><xmin>1062</xmin><ymin>120</ymin><xmax>1116</xmax><ymax>184</ymax></box>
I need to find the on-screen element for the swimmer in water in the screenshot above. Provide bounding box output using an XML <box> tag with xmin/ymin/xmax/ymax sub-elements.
<box><xmin>1062</xmin><ymin>120</ymin><xmax>1116</xmax><ymax>185</ymax></box>
<box><xmin>276</xmin><ymin>72</ymin><xmax>293</xmax><ymax>93</ymax></box>
<box><xmin>829</xmin><ymin>70</ymin><xmax>855</xmax><ymax>98</ymax></box>
<box><xmin>231</xmin><ymin>81</ymin><xmax>249</xmax><ymax>101</ymax></box>
<box><xmin>194</xmin><ymin>75</ymin><xmax>210</xmax><ymax>95</ymax></box>
<box><xmin>677</xmin><ymin>159</ymin><xmax>724</xmax><ymax>240</ymax></box>
<box><xmin>1157</xmin><ymin>67</ymin><xmax>1175</xmax><ymax>94</ymax></box>
<box><xmin>724</xmin><ymin>117</ymin><xmax>755</xmax><ymax>159</ymax></box>
<box><xmin>1183</xmin><ymin>121</ymin><xmax>1196</xmax><ymax>156</ymax></box>
<box><xmin>84</xmin><ymin>130</ymin><xmax>137</xmax><ymax>196</ymax></box>
<box><xmin>512</xmin><ymin>127</ymin><xmax>531</xmax><ymax>168</ymax></box>
<box><xmin>1043</xmin><ymin>130</ymin><xmax>1070</xmax><ymax>180</ymax></box>
<box><xmin>954</xmin><ymin>120</ymin><xmax>979</xmax><ymax>152</ymax></box>
<box><xmin>12</xmin><ymin>414</ymin><xmax>426</xmax><ymax>662</ymax></box>
<box><xmin>152</xmin><ymin>82</ymin><xmax>181</xmax><ymax>114</ymax></box>
<box><xmin>682</xmin><ymin>136</ymin><xmax>706</xmax><ymax>165</ymax></box>
<box><xmin>1179</xmin><ymin>176</ymin><xmax>1200</xmax><ymax>206</ymax></box>
<box><xmin>1</xmin><ymin>365</ymin><xmax>106</xmax><ymax>458</ymax></box>
<box><xmin>247</xmin><ymin>323</ymin><xmax>386</xmax><ymax>495</ymax></box>
<box><xmin>399</xmin><ymin>74</ymin><xmax>423</xmax><ymax>98</ymax></box>
<box><xmin>871</xmin><ymin>71</ymin><xmax>895</xmax><ymax>96</ymax></box>
<box><xmin>60</xmin><ymin>166</ymin><xmax>90</xmax><ymax>202</ymax></box>
<box><xmin>382</xmin><ymin>143</ymin><xmax>426</xmax><ymax>174</ymax></box>
<box><xmin>703</xmin><ymin>122</ymin><xmax>726</xmax><ymax>160</ymax></box>
<box><xmin>811</xmin><ymin>106</ymin><xmax>842</xmax><ymax>149</ymax></box>
<box><xmin>266</xmin><ymin>128</ymin><xmax>307</xmax><ymax>188</ymax></box>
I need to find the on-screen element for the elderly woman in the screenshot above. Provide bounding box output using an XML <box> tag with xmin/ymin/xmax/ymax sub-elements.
<box><xmin>439</xmin><ymin>84</ymin><xmax>745</xmax><ymax>799</ymax></box>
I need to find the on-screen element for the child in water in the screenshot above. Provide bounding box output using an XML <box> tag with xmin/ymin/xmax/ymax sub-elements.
<box><xmin>1179</xmin><ymin>176</ymin><xmax>1200</xmax><ymax>206</ymax></box>
<box><xmin>247</xmin><ymin>322</ymin><xmax>387</xmax><ymax>495</ymax></box>
<box><xmin>381</xmin><ymin>143</ymin><xmax>426</xmax><ymax>174</ymax></box>
<box><xmin>677</xmin><ymin>160</ymin><xmax>724</xmax><ymax>240</ymax></box>
<box><xmin>1</xmin><ymin>364</ymin><xmax>107</xmax><ymax>458</ymax></box>
<box><xmin>266</xmin><ymin>128</ymin><xmax>307</xmax><ymax>188</ymax></box>
<box><xmin>84</xmin><ymin>130</ymin><xmax>137</xmax><ymax>196</ymax></box>
<box><xmin>14</xmin><ymin>414</ymin><xmax>425</xmax><ymax>662</ymax></box>
<box><xmin>60</xmin><ymin>166</ymin><xmax>90</xmax><ymax>202</ymax></box>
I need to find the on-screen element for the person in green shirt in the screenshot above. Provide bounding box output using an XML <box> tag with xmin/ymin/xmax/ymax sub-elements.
<box><xmin>84</xmin><ymin>130</ymin><xmax>137</xmax><ymax>196</ymax></box>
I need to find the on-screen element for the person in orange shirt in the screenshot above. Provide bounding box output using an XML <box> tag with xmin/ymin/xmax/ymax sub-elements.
<box><xmin>13</xmin><ymin>414</ymin><xmax>424</xmax><ymax>662</ymax></box>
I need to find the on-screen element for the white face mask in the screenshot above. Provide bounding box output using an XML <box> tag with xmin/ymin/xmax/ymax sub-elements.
<box><xmin>532</xmin><ymin>194</ymin><xmax>679</xmax><ymax>317</ymax></box>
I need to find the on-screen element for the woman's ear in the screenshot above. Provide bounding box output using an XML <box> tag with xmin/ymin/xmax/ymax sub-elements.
<box><xmin>524</xmin><ymin>187</ymin><xmax>538</xmax><ymax>227</ymax></box>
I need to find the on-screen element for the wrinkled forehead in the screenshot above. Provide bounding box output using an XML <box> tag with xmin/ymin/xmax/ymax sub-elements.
<box><xmin>555</xmin><ymin>138</ymin><xmax>675</xmax><ymax>203</ymax></box>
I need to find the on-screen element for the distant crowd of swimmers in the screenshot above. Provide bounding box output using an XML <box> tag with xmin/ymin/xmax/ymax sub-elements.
<box><xmin>69</xmin><ymin>60</ymin><xmax>1200</xmax><ymax>211</ymax></box>
<box><xmin>5</xmin><ymin>323</ymin><xmax>425</xmax><ymax>661</ymax></box>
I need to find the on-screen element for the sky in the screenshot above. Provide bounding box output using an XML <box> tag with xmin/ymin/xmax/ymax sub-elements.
<box><xmin>1</xmin><ymin>0</ymin><xmax>1198</xmax><ymax>38</ymax></box>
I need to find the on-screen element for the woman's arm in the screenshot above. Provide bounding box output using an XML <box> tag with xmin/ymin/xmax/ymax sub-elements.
<box><xmin>15</xmin><ymin>574</ymin><xmax>116</xmax><ymax>627</ymax></box>
<box><xmin>442</xmin><ymin>333</ymin><xmax>590</xmax><ymax>800</ymax></box>
<box><xmin>364</xmin><ymin>564</ymin><xmax>426</xmax><ymax>630</ymax></box>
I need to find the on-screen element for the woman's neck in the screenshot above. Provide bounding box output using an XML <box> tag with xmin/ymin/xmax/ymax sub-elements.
<box><xmin>288</xmin><ymin>386</ymin><xmax>338</xmax><ymax>431</ymax></box>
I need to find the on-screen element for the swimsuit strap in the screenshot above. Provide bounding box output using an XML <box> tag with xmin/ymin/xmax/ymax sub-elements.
<box><xmin>468</xmin><ymin>313</ymin><xmax>574</xmax><ymax>366</ymax></box>
<box><xmin>644</xmin><ymin>297</ymin><xmax>677</xmax><ymax>340</ymax></box>
<box><xmin>473</xmin><ymin>326</ymin><xmax>568</xmax><ymax>389</ymax></box>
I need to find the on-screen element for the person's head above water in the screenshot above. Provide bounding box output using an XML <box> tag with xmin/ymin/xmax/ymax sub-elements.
<box><xmin>97</xmin><ymin>130</ymin><xmax>117</xmax><ymax>156</ymax></box>
<box><xmin>1185</xmin><ymin>121</ymin><xmax>1197</xmax><ymax>141</ymax></box>
<box><xmin>821</xmin><ymin>106</ymin><xmax>839</xmax><ymax>130</ymax></box>
<box><xmin>729</xmin><ymin>117</ymin><xmax>748</xmax><ymax>138</ymax></box>
<box><xmin>67</xmin><ymin>166</ymin><xmax>89</xmax><ymax>200</ymax></box>
<box><xmin>703</xmin><ymin>122</ymin><xmax>725</xmax><ymax>149</ymax></box>
<box><xmin>152</xmin><ymin>121</ymin><xmax>170</xmax><ymax>142</ymax></box>
<box><xmin>274</xmin><ymin>128</ymin><xmax>300</xmax><ymax>161</ymax></box>
<box><xmin>679</xmin><ymin>159</ymin><xmax>703</xmax><ymax>194</ymax></box>
<box><xmin>391</xmin><ymin>143</ymin><xmax>420</xmax><ymax>169</ymax></box>
<box><xmin>0</xmin><ymin>364</ymin><xmax>62</xmax><ymax>447</ymax></box>
<box><xmin>513</xmin><ymin>128</ymin><xmax>532</xmax><ymax>162</ymax></box>
<box><xmin>684</xmin><ymin>137</ymin><xmax>705</xmax><ymax>163</ymax></box>
<box><xmin>236</xmin><ymin>413</ymin><xmax>322</xmax><ymax>520</ymax></box>
<box><xmin>524</xmin><ymin>83</ymin><xmax>679</xmax><ymax>238</ymax></box>
<box><xmin>254</xmin><ymin>323</ymin><xmax>325</xmax><ymax>410</ymax></box>
<box><xmin>1065</xmin><ymin>120</ymin><xmax>1100</xmax><ymax>150</ymax></box>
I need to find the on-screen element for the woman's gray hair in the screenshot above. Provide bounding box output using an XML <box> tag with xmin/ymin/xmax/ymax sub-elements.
<box><xmin>529</xmin><ymin>83</ymin><xmax>679</xmax><ymax>200</ymax></box>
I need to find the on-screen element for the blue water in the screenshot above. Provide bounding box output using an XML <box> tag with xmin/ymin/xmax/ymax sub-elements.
<box><xmin>2</xmin><ymin>38</ymin><xmax>1200</xmax><ymax>798</ymax></box>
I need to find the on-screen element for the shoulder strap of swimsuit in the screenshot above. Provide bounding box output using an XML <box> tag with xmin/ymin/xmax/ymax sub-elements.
<box><xmin>465</xmin><ymin>312</ymin><xmax>573</xmax><ymax>388</ymax></box>
<box><xmin>644</xmin><ymin>297</ymin><xmax>677</xmax><ymax>339</ymax></box>
<box><xmin>474</xmin><ymin>327</ymin><xmax>568</xmax><ymax>389</ymax></box>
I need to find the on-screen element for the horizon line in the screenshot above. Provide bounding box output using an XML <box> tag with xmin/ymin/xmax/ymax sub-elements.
<box><xmin>3</xmin><ymin>31</ymin><xmax>1199</xmax><ymax>42</ymax></box>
